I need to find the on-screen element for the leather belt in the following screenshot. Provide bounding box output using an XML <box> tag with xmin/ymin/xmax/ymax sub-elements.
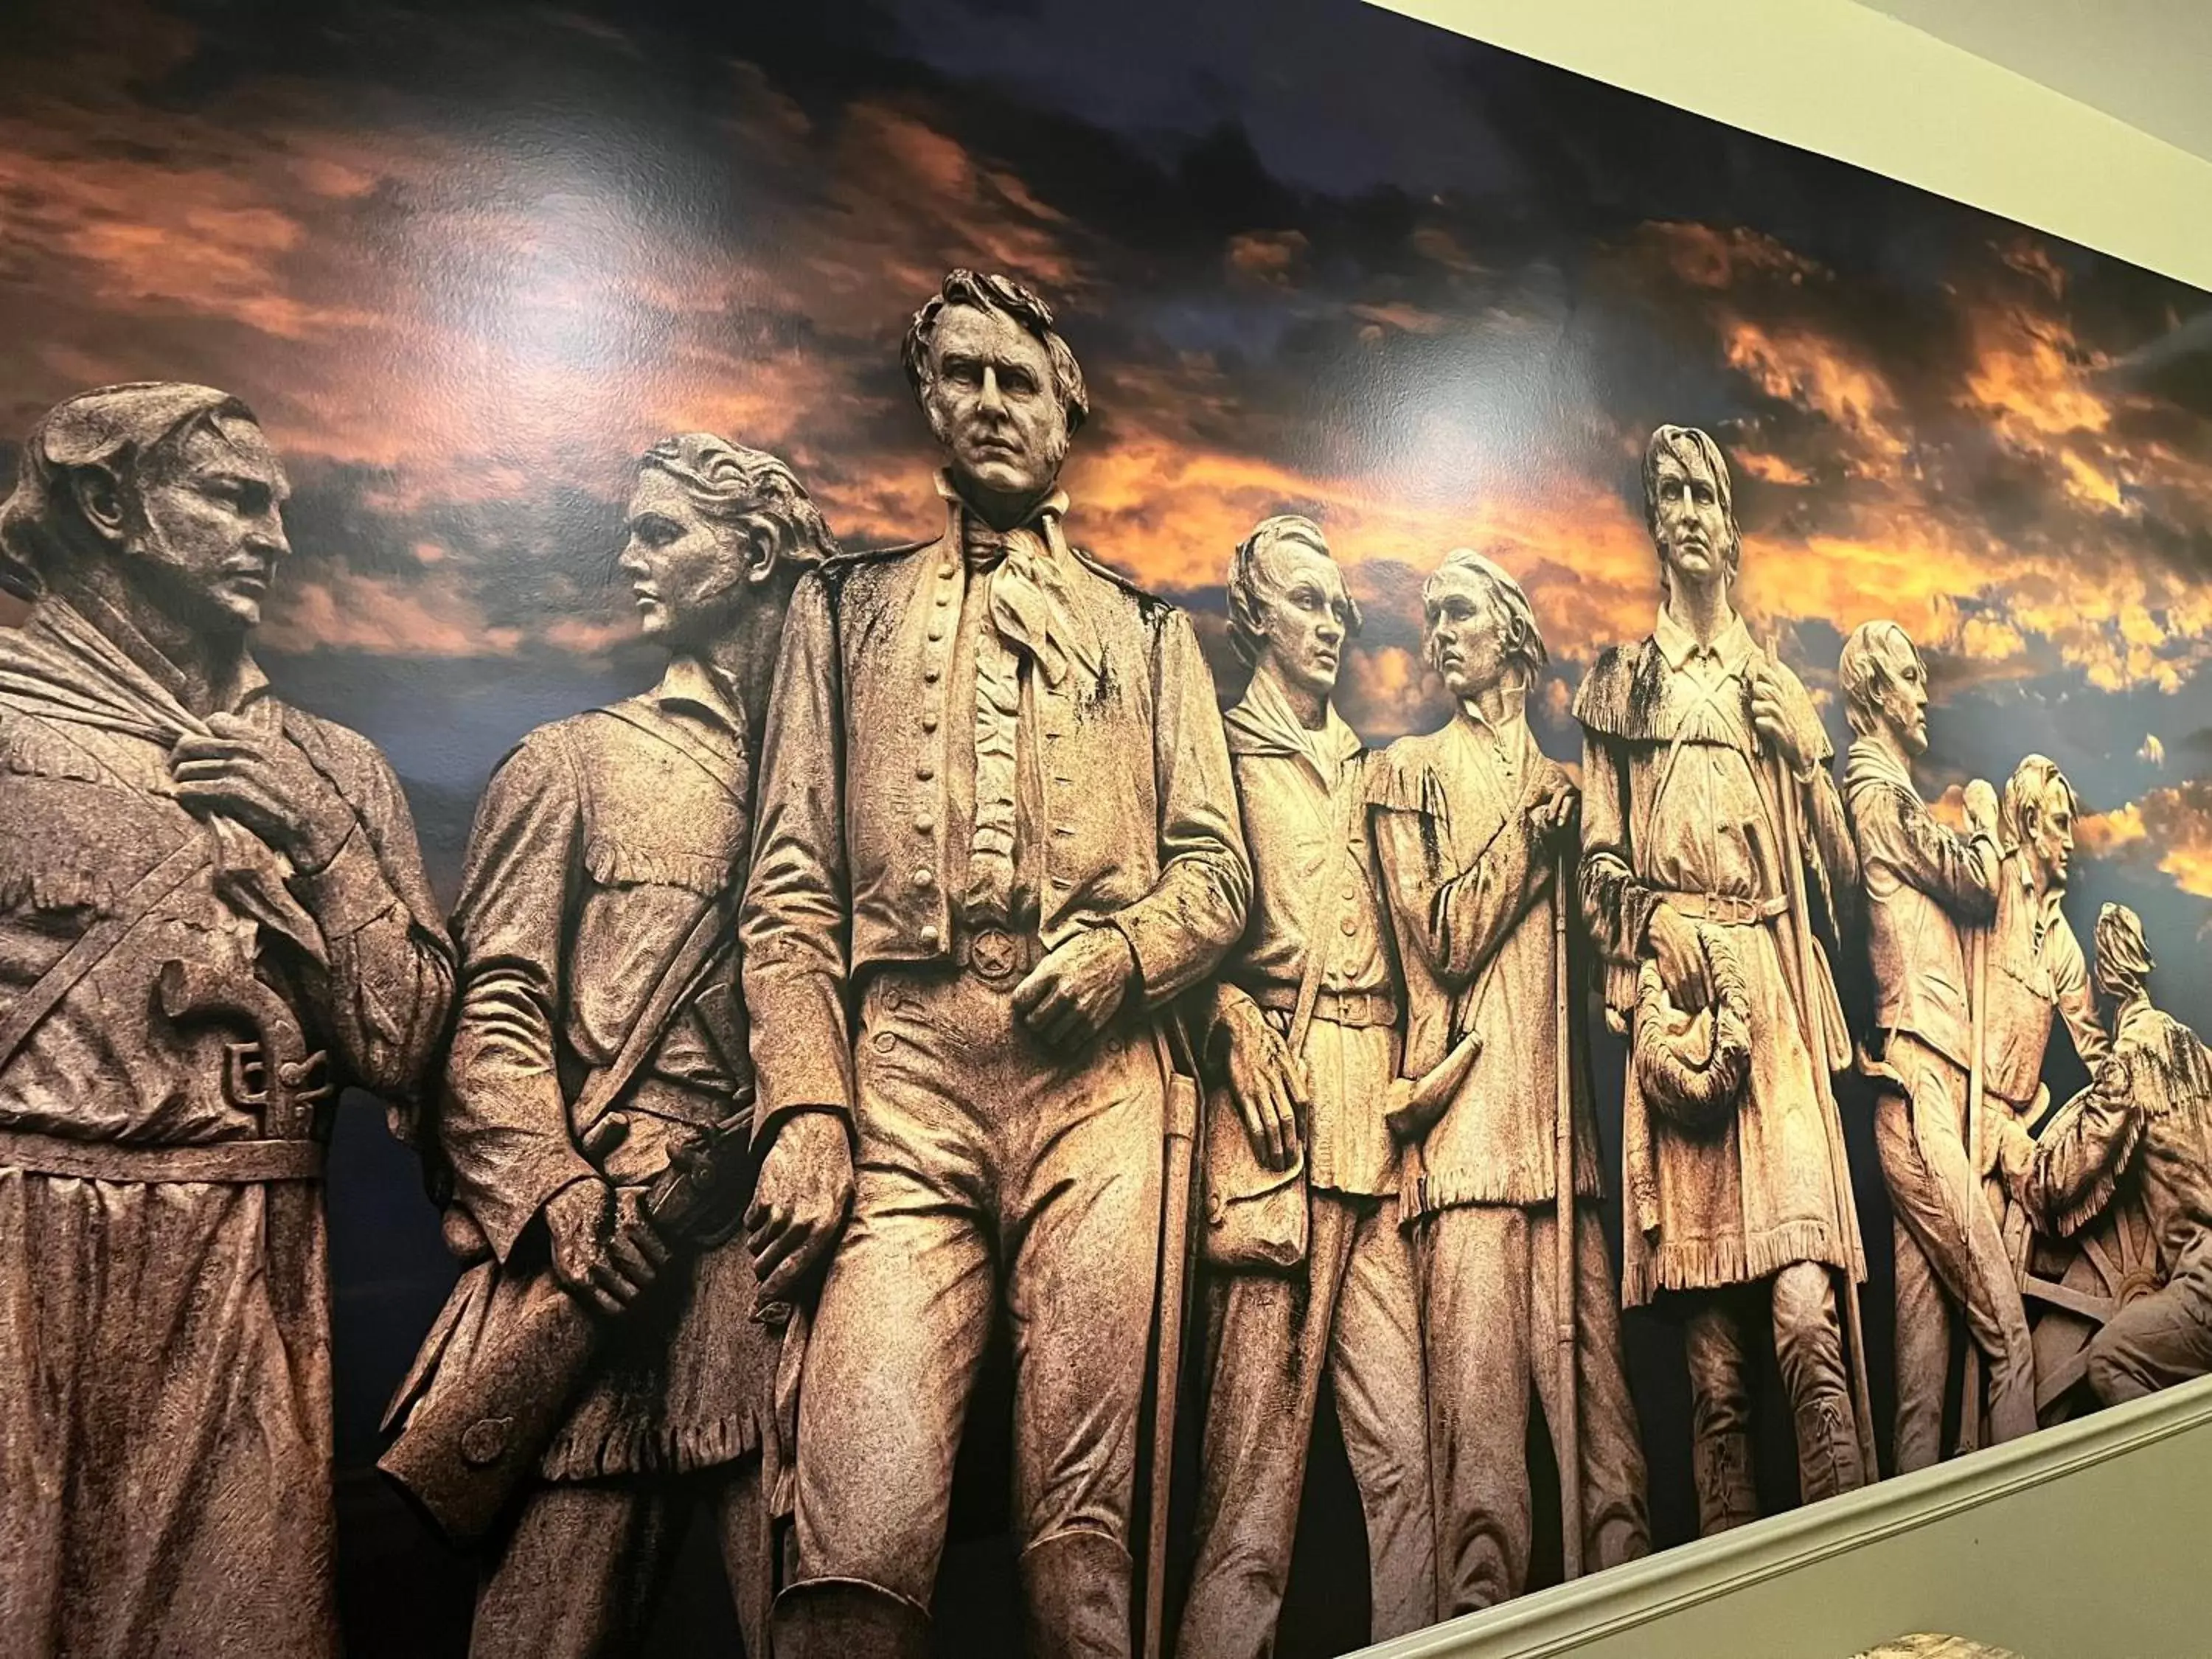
<box><xmin>1654</xmin><ymin>890</ymin><xmax>1787</xmax><ymax>926</ymax></box>
<box><xmin>0</xmin><ymin>1125</ymin><xmax>325</xmax><ymax>1183</ymax></box>
<box><xmin>1252</xmin><ymin>984</ymin><xmax>1399</xmax><ymax>1029</ymax></box>
<box><xmin>955</xmin><ymin>925</ymin><xmax>1043</xmax><ymax>989</ymax></box>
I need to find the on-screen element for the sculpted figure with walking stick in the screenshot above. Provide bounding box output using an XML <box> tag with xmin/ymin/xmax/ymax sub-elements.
<box><xmin>1575</xmin><ymin>425</ymin><xmax>1871</xmax><ymax>1534</ymax></box>
<box><xmin>1368</xmin><ymin>549</ymin><xmax>1649</xmax><ymax>1611</ymax></box>
<box><xmin>740</xmin><ymin>270</ymin><xmax>1248</xmax><ymax>1658</ymax></box>
<box><xmin>381</xmin><ymin>436</ymin><xmax>832</xmax><ymax>1657</ymax></box>
<box><xmin>0</xmin><ymin>384</ymin><xmax>453</xmax><ymax>1655</ymax></box>
<box><xmin>1837</xmin><ymin>621</ymin><xmax>2035</xmax><ymax>1469</ymax></box>
<box><xmin>1178</xmin><ymin>515</ymin><xmax>1433</xmax><ymax>1658</ymax></box>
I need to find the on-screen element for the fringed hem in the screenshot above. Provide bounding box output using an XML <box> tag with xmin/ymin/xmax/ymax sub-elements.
<box><xmin>582</xmin><ymin>836</ymin><xmax>734</xmax><ymax>897</ymax></box>
<box><xmin>1402</xmin><ymin>1159</ymin><xmax>1601</xmax><ymax>1222</ymax></box>
<box><xmin>540</xmin><ymin>1405</ymin><xmax>764</xmax><ymax>1482</ymax></box>
<box><xmin>1624</xmin><ymin>1220</ymin><xmax>1859</xmax><ymax>1307</ymax></box>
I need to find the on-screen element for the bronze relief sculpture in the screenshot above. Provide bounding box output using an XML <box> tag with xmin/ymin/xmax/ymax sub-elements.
<box><xmin>1178</xmin><ymin>515</ymin><xmax>1434</xmax><ymax>1658</ymax></box>
<box><xmin>1837</xmin><ymin>623</ymin><xmax>2037</xmax><ymax>1468</ymax></box>
<box><xmin>1990</xmin><ymin>903</ymin><xmax>2212</xmax><ymax>1404</ymax></box>
<box><xmin>1369</xmin><ymin>549</ymin><xmax>1649</xmax><ymax>1610</ymax></box>
<box><xmin>381</xmin><ymin>437</ymin><xmax>832</xmax><ymax>1655</ymax></box>
<box><xmin>0</xmin><ymin>384</ymin><xmax>453</xmax><ymax>1656</ymax></box>
<box><xmin>740</xmin><ymin>270</ymin><xmax>1248</xmax><ymax>1658</ymax></box>
<box><xmin>1575</xmin><ymin>425</ymin><xmax>1874</xmax><ymax>1533</ymax></box>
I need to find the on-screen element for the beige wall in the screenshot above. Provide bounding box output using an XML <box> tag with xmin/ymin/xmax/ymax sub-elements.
<box><xmin>1369</xmin><ymin>0</ymin><xmax>2212</xmax><ymax>294</ymax></box>
<box><xmin>1349</xmin><ymin>5</ymin><xmax>2211</xmax><ymax>1653</ymax></box>
<box><xmin>1363</xmin><ymin>1374</ymin><xmax>2212</xmax><ymax>1658</ymax></box>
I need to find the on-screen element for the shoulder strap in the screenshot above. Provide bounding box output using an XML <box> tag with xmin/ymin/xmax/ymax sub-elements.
<box><xmin>0</xmin><ymin>835</ymin><xmax>211</xmax><ymax>1079</ymax></box>
<box><xmin>590</xmin><ymin>703</ymin><xmax>745</xmax><ymax>808</ymax></box>
<box><xmin>571</xmin><ymin>894</ymin><xmax>735</xmax><ymax>1141</ymax></box>
<box><xmin>1286</xmin><ymin>754</ymin><xmax>1366</xmax><ymax>1054</ymax></box>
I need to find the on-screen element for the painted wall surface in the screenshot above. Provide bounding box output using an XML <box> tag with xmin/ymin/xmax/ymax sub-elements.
<box><xmin>0</xmin><ymin>1</ymin><xmax>2208</xmax><ymax>1656</ymax></box>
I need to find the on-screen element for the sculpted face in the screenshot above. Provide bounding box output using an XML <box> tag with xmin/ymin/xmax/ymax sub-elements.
<box><xmin>1249</xmin><ymin>538</ymin><xmax>1350</xmax><ymax>701</ymax></box>
<box><xmin>619</xmin><ymin>465</ymin><xmax>748</xmax><ymax>649</ymax></box>
<box><xmin>1875</xmin><ymin>633</ymin><xmax>1931</xmax><ymax>757</ymax></box>
<box><xmin>1648</xmin><ymin>443</ymin><xmax>1733</xmax><ymax>594</ymax></box>
<box><xmin>1425</xmin><ymin>564</ymin><xmax>1513</xmax><ymax>703</ymax></box>
<box><xmin>922</xmin><ymin>302</ymin><xmax>1069</xmax><ymax>507</ymax></box>
<box><xmin>2028</xmin><ymin>776</ymin><xmax>2076</xmax><ymax>891</ymax></box>
<box><xmin>127</xmin><ymin>415</ymin><xmax>291</xmax><ymax>633</ymax></box>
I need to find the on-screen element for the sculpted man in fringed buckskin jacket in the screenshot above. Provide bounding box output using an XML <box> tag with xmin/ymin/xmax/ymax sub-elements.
<box><xmin>1371</xmin><ymin>549</ymin><xmax>1649</xmax><ymax>1612</ymax></box>
<box><xmin>740</xmin><ymin>270</ymin><xmax>1248</xmax><ymax>1658</ymax></box>
<box><xmin>0</xmin><ymin>383</ymin><xmax>453</xmax><ymax>1656</ymax></box>
<box><xmin>1576</xmin><ymin>425</ymin><xmax>1869</xmax><ymax>1534</ymax></box>
<box><xmin>1178</xmin><ymin>515</ymin><xmax>1433</xmax><ymax>1659</ymax></box>
<box><xmin>387</xmin><ymin>436</ymin><xmax>831</xmax><ymax>1658</ymax></box>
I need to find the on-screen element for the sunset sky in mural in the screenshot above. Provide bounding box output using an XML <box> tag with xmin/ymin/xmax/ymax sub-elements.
<box><xmin>3</xmin><ymin>0</ymin><xmax>2210</xmax><ymax>1018</ymax></box>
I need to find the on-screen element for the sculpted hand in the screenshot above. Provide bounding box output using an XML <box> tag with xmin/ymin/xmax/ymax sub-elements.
<box><xmin>1746</xmin><ymin>656</ymin><xmax>1820</xmax><ymax>776</ymax></box>
<box><xmin>545</xmin><ymin>1178</ymin><xmax>668</xmax><ymax>1318</ymax></box>
<box><xmin>1647</xmin><ymin>902</ymin><xmax>1711</xmax><ymax>1012</ymax></box>
<box><xmin>1013</xmin><ymin>926</ymin><xmax>1135</xmax><ymax>1050</ymax></box>
<box><xmin>1530</xmin><ymin>779</ymin><xmax>1582</xmax><ymax>849</ymax></box>
<box><xmin>170</xmin><ymin>713</ymin><xmax>356</xmax><ymax>869</ymax></box>
<box><xmin>1963</xmin><ymin>779</ymin><xmax>2000</xmax><ymax>839</ymax></box>
<box><xmin>746</xmin><ymin>1110</ymin><xmax>854</xmax><ymax>1304</ymax></box>
<box><xmin>1220</xmin><ymin>1001</ymin><xmax>1306</xmax><ymax>1171</ymax></box>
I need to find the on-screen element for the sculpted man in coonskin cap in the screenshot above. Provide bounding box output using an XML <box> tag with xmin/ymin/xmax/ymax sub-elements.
<box><xmin>0</xmin><ymin>383</ymin><xmax>453</xmax><ymax>1655</ymax></box>
<box><xmin>1575</xmin><ymin>425</ymin><xmax>1869</xmax><ymax>1534</ymax></box>
<box><xmin>386</xmin><ymin>435</ymin><xmax>832</xmax><ymax>1658</ymax></box>
<box><xmin>740</xmin><ymin>271</ymin><xmax>1249</xmax><ymax>1658</ymax></box>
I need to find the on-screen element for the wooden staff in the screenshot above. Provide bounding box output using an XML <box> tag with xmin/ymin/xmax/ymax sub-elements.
<box><xmin>1958</xmin><ymin>925</ymin><xmax>1990</xmax><ymax>1455</ymax></box>
<box><xmin>1765</xmin><ymin>649</ymin><xmax>1879</xmax><ymax>1486</ymax></box>
<box><xmin>1144</xmin><ymin>1020</ymin><xmax>1203</xmax><ymax>1659</ymax></box>
<box><xmin>1554</xmin><ymin>848</ymin><xmax>1585</xmax><ymax>1580</ymax></box>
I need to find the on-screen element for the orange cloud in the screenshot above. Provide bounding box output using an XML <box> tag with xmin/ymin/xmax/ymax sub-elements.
<box><xmin>2083</xmin><ymin>782</ymin><xmax>2212</xmax><ymax>901</ymax></box>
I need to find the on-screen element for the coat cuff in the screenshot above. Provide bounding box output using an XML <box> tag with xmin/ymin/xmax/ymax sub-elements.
<box><xmin>745</xmin><ymin>970</ymin><xmax>856</xmax><ymax>1144</ymax></box>
<box><xmin>476</xmin><ymin>1152</ymin><xmax>602</xmax><ymax>1264</ymax></box>
<box><xmin>294</xmin><ymin>822</ymin><xmax>402</xmax><ymax>941</ymax></box>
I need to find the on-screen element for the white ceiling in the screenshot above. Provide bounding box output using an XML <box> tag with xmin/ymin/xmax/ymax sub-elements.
<box><xmin>1860</xmin><ymin>0</ymin><xmax>2212</xmax><ymax>164</ymax></box>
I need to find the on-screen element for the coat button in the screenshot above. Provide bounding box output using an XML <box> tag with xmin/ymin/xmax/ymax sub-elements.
<box><xmin>922</xmin><ymin>712</ymin><xmax>939</xmax><ymax>731</ymax></box>
<box><xmin>919</xmin><ymin>924</ymin><xmax>941</xmax><ymax>947</ymax></box>
<box><xmin>1340</xmin><ymin>916</ymin><xmax>1358</xmax><ymax>936</ymax></box>
<box><xmin>928</xmin><ymin>623</ymin><xmax>945</xmax><ymax>641</ymax></box>
<box><xmin>939</xmin><ymin>562</ymin><xmax>956</xmax><ymax>578</ymax></box>
<box><xmin>917</xmin><ymin>762</ymin><xmax>934</xmax><ymax>780</ymax></box>
<box><xmin>914</xmin><ymin>815</ymin><xmax>934</xmax><ymax>835</ymax></box>
<box><xmin>913</xmin><ymin>867</ymin><xmax>935</xmax><ymax>889</ymax></box>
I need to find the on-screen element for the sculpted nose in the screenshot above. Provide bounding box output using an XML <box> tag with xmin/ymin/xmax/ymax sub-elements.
<box><xmin>978</xmin><ymin>366</ymin><xmax>1006</xmax><ymax>414</ymax></box>
<box><xmin>617</xmin><ymin>539</ymin><xmax>649</xmax><ymax>577</ymax></box>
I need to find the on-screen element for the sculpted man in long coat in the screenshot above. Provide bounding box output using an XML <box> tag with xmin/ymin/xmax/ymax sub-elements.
<box><xmin>1837</xmin><ymin>621</ymin><xmax>2034</xmax><ymax>1469</ymax></box>
<box><xmin>740</xmin><ymin>270</ymin><xmax>1249</xmax><ymax>1658</ymax></box>
<box><xmin>387</xmin><ymin>437</ymin><xmax>830</xmax><ymax>1657</ymax></box>
<box><xmin>1991</xmin><ymin>903</ymin><xmax>2212</xmax><ymax>1405</ymax></box>
<box><xmin>1371</xmin><ymin>549</ymin><xmax>1649</xmax><ymax>1610</ymax></box>
<box><xmin>0</xmin><ymin>383</ymin><xmax>453</xmax><ymax>1655</ymax></box>
<box><xmin>1178</xmin><ymin>515</ymin><xmax>1433</xmax><ymax>1658</ymax></box>
<box><xmin>1575</xmin><ymin>425</ymin><xmax>1867</xmax><ymax>1534</ymax></box>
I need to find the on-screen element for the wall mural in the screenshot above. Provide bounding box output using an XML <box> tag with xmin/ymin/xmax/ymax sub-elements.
<box><xmin>1</xmin><ymin>1</ymin><xmax>2209</xmax><ymax>1655</ymax></box>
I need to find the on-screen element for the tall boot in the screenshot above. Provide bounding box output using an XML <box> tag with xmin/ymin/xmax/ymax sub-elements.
<box><xmin>1690</xmin><ymin>1430</ymin><xmax>1758</xmax><ymax>1536</ymax></box>
<box><xmin>1793</xmin><ymin>1394</ymin><xmax>1865</xmax><ymax>1506</ymax></box>
<box><xmin>771</xmin><ymin>1577</ymin><xmax>930</xmax><ymax>1659</ymax></box>
<box><xmin>1020</xmin><ymin>1528</ymin><xmax>1134</xmax><ymax>1659</ymax></box>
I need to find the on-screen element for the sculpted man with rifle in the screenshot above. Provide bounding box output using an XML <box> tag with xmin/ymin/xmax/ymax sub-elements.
<box><xmin>382</xmin><ymin>436</ymin><xmax>832</xmax><ymax>1657</ymax></box>
<box><xmin>1837</xmin><ymin>622</ymin><xmax>2034</xmax><ymax>1470</ymax></box>
<box><xmin>740</xmin><ymin>270</ymin><xmax>1248</xmax><ymax>1658</ymax></box>
<box><xmin>0</xmin><ymin>383</ymin><xmax>454</xmax><ymax>1655</ymax></box>
<box><xmin>1989</xmin><ymin>903</ymin><xmax>2212</xmax><ymax>1405</ymax></box>
<box><xmin>1178</xmin><ymin>515</ymin><xmax>1434</xmax><ymax>1658</ymax></box>
<box><xmin>1370</xmin><ymin>549</ymin><xmax>1649</xmax><ymax>1610</ymax></box>
<box><xmin>1575</xmin><ymin>425</ymin><xmax>1872</xmax><ymax>1534</ymax></box>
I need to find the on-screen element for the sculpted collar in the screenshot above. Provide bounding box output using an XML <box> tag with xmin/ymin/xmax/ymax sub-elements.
<box><xmin>653</xmin><ymin>655</ymin><xmax>744</xmax><ymax>738</ymax></box>
<box><xmin>1843</xmin><ymin>734</ymin><xmax>1917</xmax><ymax>799</ymax></box>
<box><xmin>1654</xmin><ymin>604</ymin><xmax>1755</xmax><ymax>677</ymax></box>
<box><xmin>1224</xmin><ymin>665</ymin><xmax>1360</xmax><ymax>785</ymax></box>
<box><xmin>930</xmin><ymin>471</ymin><xmax>1101</xmax><ymax>688</ymax></box>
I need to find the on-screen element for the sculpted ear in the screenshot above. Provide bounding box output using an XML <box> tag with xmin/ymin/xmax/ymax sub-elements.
<box><xmin>69</xmin><ymin>464</ymin><xmax>130</xmax><ymax>548</ymax></box>
<box><xmin>743</xmin><ymin>522</ymin><xmax>781</xmax><ymax>587</ymax></box>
